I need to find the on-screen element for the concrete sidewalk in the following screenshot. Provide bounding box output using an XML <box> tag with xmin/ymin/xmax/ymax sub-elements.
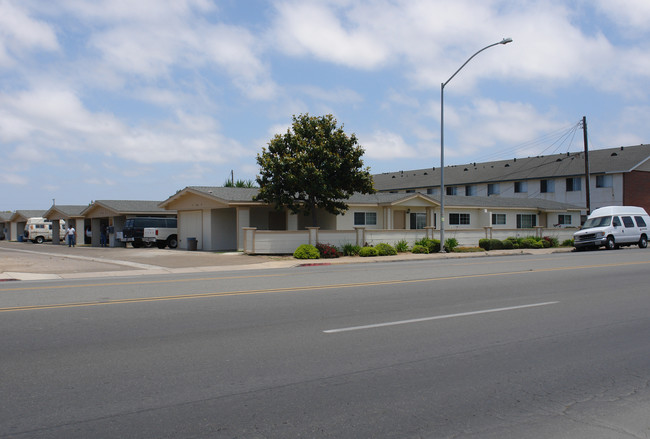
<box><xmin>0</xmin><ymin>240</ymin><xmax>573</xmax><ymax>281</ymax></box>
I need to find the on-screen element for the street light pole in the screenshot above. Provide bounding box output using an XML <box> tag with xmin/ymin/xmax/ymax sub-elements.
<box><xmin>439</xmin><ymin>37</ymin><xmax>512</xmax><ymax>252</ymax></box>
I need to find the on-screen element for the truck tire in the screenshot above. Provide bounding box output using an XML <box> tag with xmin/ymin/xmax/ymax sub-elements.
<box><xmin>167</xmin><ymin>235</ymin><xmax>178</xmax><ymax>249</ymax></box>
<box><xmin>605</xmin><ymin>236</ymin><xmax>616</xmax><ymax>250</ymax></box>
<box><xmin>35</xmin><ymin>236</ymin><xmax>45</xmax><ymax>244</ymax></box>
<box><xmin>639</xmin><ymin>235</ymin><xmax>648</xmax><ymax>249</ymax></box>
<box><xmin>156</xmin><ymin>241</ymin><xmax>167</xmax><ymax>249</ymax></box>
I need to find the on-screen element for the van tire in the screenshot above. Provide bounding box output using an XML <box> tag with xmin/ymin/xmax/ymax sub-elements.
<box><xmin>605</xmin><ymin>236</ymin><xmax>616</xmax><ymax>250</ymax></box>
<box><xmin>167</xmin><ymin>235</ymin><xmax>178</xmax><ymax>249</ymax></box>
<box><xmin>639</xmin><ymin>235</ymin><xmax>648</xmax><ymax>249</ymax></box>
<box><xmin>35</xmin><ymin>236</ymin><xmax>45</xmax><ymax>244</ymax></box>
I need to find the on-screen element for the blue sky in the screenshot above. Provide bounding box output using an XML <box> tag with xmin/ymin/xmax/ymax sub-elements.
<box><xmin>2</xmin><ymin>0</ymin><xmax>650</xmax><ymax>210</ymax></box>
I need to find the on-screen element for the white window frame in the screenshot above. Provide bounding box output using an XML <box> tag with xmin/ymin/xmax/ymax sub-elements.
<box><xmin>488</xmin><ymin>183</ymin><xmax>500</xmax><ymax>196</ymax></box>
<box><xmin>354</xmin><ymin>212</ymin><xmax>377</xmax><ymax>226</ymax></box>
<box><xmin>557</xmin><ymin>214</ymin><xmax>572</xmax><ymax>225</ymax></box>
<box><xmin>449</xmin><ymin>213</ymin><xmax>470</xmax><ymax>225</ymax></box>
<box><xmin>492</xmin><ymin>213</ymin><xmax>506</xmax><ymax>225</ymax></box>
<box><xmin>514</xmin><ymin>181</ymin><xmax>528</xmax><ymax>193</ymax></box>
<box><xmin>596</xmin><ymin>175</ymin><xmax>613</xmax><ymax>188</ymax></box>
<box><xmin>517</xmin><ymin>214</ymin><xmax>537</xmax><ymax>229</ymax></box>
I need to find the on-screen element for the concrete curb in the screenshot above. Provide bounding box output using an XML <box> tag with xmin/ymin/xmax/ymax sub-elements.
<box><xmin>0</xmin><ymin>247</ymin><xmax>574</xmax><ymax>281</ymax></box>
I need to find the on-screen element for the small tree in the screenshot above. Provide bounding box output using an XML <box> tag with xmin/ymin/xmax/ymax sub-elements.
<box><xmin>254</xmin><ymin>113</ymin><xmax>375</xmax><ymax>226</ymax></box>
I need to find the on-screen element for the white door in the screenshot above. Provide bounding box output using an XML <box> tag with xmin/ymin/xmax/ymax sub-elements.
<box><xmin>179</xmin><ymin>210</ymin><xmax>203</xmax><ymax>249</ymax></box>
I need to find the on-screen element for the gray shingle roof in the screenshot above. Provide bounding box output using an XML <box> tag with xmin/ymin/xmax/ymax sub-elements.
<box><xmin>11</xmin><ymin>210</ymin><xmax>47</xmax><ymax>220</ymax></box>
<box><xmin>83</xmin><ymin>200</ymin><xmax>171</xmax><ymax>215</ymax></box>
<box><xmin>372</xmin><ymin>144</ymin><xmax>650</xmax><ymax>191</ymax></box>
<box><xmin>44</xmin><ymin>205</ymin><xmax>88</xmax><ymax>217</ymax></box>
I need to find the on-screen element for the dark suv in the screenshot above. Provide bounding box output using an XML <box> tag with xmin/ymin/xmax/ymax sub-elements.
<box><xmin>121</xmin><ymin>217</ymin><xmax>177</xmax><ymax>248</ymax></box>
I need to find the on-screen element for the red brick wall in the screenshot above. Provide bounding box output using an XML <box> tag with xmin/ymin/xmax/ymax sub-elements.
<box><xmin>624</xmin><ymin>171</ymin><xmax>650</xmax><ymax>212</ymax></box>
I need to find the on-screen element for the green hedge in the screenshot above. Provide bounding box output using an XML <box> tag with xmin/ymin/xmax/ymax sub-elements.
<box><xmin>293</xmin><ymin>244</ymin><xmax>320</xmax><ymax>259</ymax></box>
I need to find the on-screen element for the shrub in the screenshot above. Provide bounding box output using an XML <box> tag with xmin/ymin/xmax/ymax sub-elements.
<box><xmin>411</xmin><ymin>244</ymin><xmax>429</xmax><ymax>254</ymax></box>
<box><xmin>414</xmin><ymin>238</ymin><xmax>441</xmax><ymax>253</ymax></box>
<box><xmin>543</xmin><ymin>236</ymin><xmax>559</xmax><ymax>248</ymax></box>
<box><xmin>394</xmin><ymin>239</ymin><xmax>409</xmax><ymax>253</ymax></box>
<box><xmin>342</xmin><ymin>243</ymin><xmax>361</xmax><ymax>256</ymax></box>
<box><xmin>293</xmin><ymin>244</ymin><xmax>320</xmax><ymax>259</ymax></box>
<box><xmin>445</xmin><ymin>237</ymin><xmax>459</xmax><ymax>252</ymax></box>
<box><xmin>502</xmin><ymin>239</ymin><xmax>514</xmax><ymax>249</ymax></box>
<box><xmin>478</xmin><ymin>239</ymin><xmax>490</xmax><ymax>250</ymax></box>
<box><xmin>561</xmin><ymin>239</ymin><xmax>574</xmax><ymax>247</ymax></box>
<box><xmin>375</xmin><ymin>243</ymin><xmax>397</xmax><ymax>256</ymax></box>
<box><xmin>454</xmin><ymin>246</ymin><xmax>485</xmax><ymax>253</ymax></box>
<box><xmin>359</xmin><ymin>246</ymin><xmax>378</xmax><ymax>257</ymax></box>
<box><xmin>316</xmin><ymin>242</ymin><xmax>340</xmax><ymax>258</ymax></box>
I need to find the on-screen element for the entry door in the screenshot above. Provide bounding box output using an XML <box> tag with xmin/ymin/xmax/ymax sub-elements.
<box><xmin>393</xmin><ymin>211</ymin><xmax>405</xmax><ymax>229</ymax></box>
<box><xmin>180</xmin><ymin>210</ymin><xmax>203</xmax><ymax>249</ymax></box>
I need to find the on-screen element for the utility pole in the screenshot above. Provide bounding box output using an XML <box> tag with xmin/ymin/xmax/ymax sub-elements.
<box><xmin>582</xmin><ymin>116</ymin><xmax>591</xmax><ymax>215</ymax></box>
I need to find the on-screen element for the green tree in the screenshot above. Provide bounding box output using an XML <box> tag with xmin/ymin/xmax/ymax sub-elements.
<box><xmin>255</xmin><ymin>113</ymin><xmax>375</xmax><ymax>226</ymax></box>
<box><xmin>224</xmin><ymin>178</ymin><xmax>256</xmax><ymax>188</ymax></box>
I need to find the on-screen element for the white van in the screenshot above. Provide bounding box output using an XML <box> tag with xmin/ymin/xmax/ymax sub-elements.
<box><xmin>23</xmin><ymin>217</ymin><xmax>66</xmax><ymax>244</ymax></box>
<box><xmin>573</xmin><ymin>206</ymin><xmax>649</xmax><ymax>250</ymax></box>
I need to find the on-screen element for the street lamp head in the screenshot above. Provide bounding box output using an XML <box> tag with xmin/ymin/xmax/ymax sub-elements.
<box><xmin>501</xmin><ymin>37</ymin><xmax>513</xmax><ymax>45</ymax></box>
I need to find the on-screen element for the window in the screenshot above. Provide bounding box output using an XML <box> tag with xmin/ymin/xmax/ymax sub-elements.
<box><xmin>487</xmin><ymin>183</ymin><xmax>500</xmax><ymax>196</ymax></box>
<box><xmin>613</xmin><ymin>216</ymin><xmax>621</xmax><ymax>227</ymax></box>
<box><xmin>426</xmin><ymin>188</ymin><xmax>437</xmax><ymax>195</ymax></box>
<box><xmin>622</xmin><ymin>216</ymin><xmax>635</xmax><ymax>228</ymax></box>
<box><xmin>446</xmin><ymin>186</ymin><xmax>457</xmax><ymax>196</ymax></box>
<box><xmin>492</xmin><ymin>214</ymin><xmax>506</xmax><ymax>225</ymax></box>
<box><xmin>409</xmin><ymin>213</ymin><xmax>426</xmax><ymax>229</ymax></box>
<box><xmin>465</xmin><ymin>185</ymin><xmax>476</xmax><ymax>196</ymax></box>
<box><xmin>566</xmin><ymin>177</ymin><xmax>581</xmax><ymax>191</ymax></box>
<box><xmin>635</xmin><ymin>216</ymin><xmax>647</xmax><ymax>227</ymax></box>
<box><xmin>514</xmin><ymin>181</ymin><xmax>528</xmax><ymax>193</ymax></box>
<box><xmin>540</xmin><ymin>179</ymin><xmax>555</xmax><ymax>193</ymax></box>
<box><xmin>596</xmin><ymin>175</ymin><xmax>613</xmax><ymax>188</ymax></box>
<box><xmin>354</xmin><ymin>212</ymin><xmax>377</xmax><ymax>226</ymax></box>
<box><xmin>516</xmin><ymin>214</ymin><xmax>537</xmax><ymax>228</ymax></box>
<box><xmin>449</xmin><ymin>213</ymin><xmax>470</xmax><ymax>225</ymax></box>
<box><xmin>557</xmin><ymin>214</ymin><xmax>572</xmax><ymax>225</ymax></box>
<box><xmin>406</xmin><ymin>190</ymin><xmax>415</xmax><ymax>193</ymax></box>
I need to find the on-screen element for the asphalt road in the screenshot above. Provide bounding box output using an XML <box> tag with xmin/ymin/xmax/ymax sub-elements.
<box><xmin>1</xmin><ymin>249</ymin><xmax>649</xmax><ymax>438</ymax></box>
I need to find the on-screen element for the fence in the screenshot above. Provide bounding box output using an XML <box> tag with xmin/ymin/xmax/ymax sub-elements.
<box><xmin>242</xmin><ymin>226</ymin><xmax>578</xmax><ymax>254</ymax></box>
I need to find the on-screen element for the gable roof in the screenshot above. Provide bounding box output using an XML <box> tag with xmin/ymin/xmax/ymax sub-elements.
<box><xmin>373</xmin><ymin>144</ymin><xmax>650</xmax><ymax>191</ymax></box>
<box><xmin>159</xmin><ymin>186</ymin><xmax>261</xmax><ymax>208</ymax></box>
<box><xmin>10</xmin><ymin>210</ymin><xmax>47</xmax><ymax>221</ymax></box>
<box><xmin>82</xmin><ymin>200</ymin><xmax>173</xmax><ymax>216</ymax></box>
<box><xmin>348</xmin><ymin>192</ymin><xmax>581</xmax><ymax>212</ymax></box>
<box><xmin>43</xmin><ymin>205</ymin><xmax>88</xmax><ymax>219</ymax></box>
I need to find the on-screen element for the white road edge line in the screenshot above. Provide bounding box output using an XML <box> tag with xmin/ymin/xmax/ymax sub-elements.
<box><xmin>323</xmin><ymin>301</ymin><xmax>559</xmax><ymax>334</ymax></box>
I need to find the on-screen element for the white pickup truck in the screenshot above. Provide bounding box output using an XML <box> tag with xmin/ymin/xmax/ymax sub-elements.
<box><xmin>143</xmin><ymin>226</ymin><xmax>178</xmax><ymax>249</ymax></box>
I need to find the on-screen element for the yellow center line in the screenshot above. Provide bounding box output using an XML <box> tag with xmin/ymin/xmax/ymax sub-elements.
<box><xmin>1</xmin><ymin>260</ymin><xmax>648</xmax><ymax>313</ymax></box>
<box><xmin>0</xmin><ymin>272</ymin><xmax>293</xmax><ymax>292</ymax></box>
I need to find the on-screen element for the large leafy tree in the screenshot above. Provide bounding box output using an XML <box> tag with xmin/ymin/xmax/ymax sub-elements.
<box><xmin>255</xmin><ymin>113</ymin><xmax>375</xmax><ymax>226</ymax></box>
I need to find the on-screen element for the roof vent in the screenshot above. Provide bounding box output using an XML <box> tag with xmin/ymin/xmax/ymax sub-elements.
<box><xmin>611</xmin><ymin>152</ymin><xmax>618</xmax><ymax>156</ymax></box>
<box><xmin>556</xmin><ymin>158</ymin><xmax>562</xmax><ymax>162</ymax></box>
<box><xmin>505</xmin><ymin>164</ymin><xmax>510</xmax><ymax>167</ymax></box>
<box><xmin>464</xmin><ymin>168</ymin><xmax>468</xmax><ymax>171</ymax></box>
<box><xmin>621</xmin><ymin>146</ymin><xmax>624</xmax><ymax>150</ymax></box>
<box><xmin>514</xmin><ymin>158</ymin><xmax>517</xmax><ymax>162</ymax></box>
<box><xmin>392</xmin><ymin>175</ymin><xmax>396</xmax><ymax>178</ymax></box>
<box><xmin>423</xmin><ymin>172</ymin><xmax>428</xmax><ymax>175</ymax></box>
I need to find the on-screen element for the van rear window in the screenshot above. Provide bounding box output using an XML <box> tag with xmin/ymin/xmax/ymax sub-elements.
<box><xmin>635</xmin><ymin>216</ymin><xmax>647</xmax><ymax>227</ymax></box>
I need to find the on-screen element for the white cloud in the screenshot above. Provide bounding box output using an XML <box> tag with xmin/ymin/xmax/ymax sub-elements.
<box><xmin>0</xmin><ymin>1</ymin><xmax>59</xmax><ymax>66</ymax></box>
<box><xmin>362</xmin><ymin>130</ymin><xmax>419</xmax><ymax>160</ymax></box>
<box><xmin>0</xmin><ymin>87</ymin><xmax>251</xmax><ymax>166</ymax></box>
<box><xmin>594</xmin><ymin>0</ymin><xmax>650</xmax><ymax>33</ymax></box>
<box><xmin>271</xmin><ymin>1</ymin><xmax>390</xmax><ymax>69</ymax></box>
<box><xmin>452</xmin><ymin>99</ymin><xmax>566</xmax><ymax>159</ymax></box>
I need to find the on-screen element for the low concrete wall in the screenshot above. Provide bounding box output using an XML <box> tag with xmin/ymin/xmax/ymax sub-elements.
<box><xmin>243</xmin><ymin>227</ymin><xmax>579</xmax><ymax>254</ymax></box>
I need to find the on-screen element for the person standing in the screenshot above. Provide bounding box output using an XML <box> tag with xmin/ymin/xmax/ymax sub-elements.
<box><xmin>64</xmin><ymin>225</ymin><xmax>76</xmax><ymax>247</ymax></box>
